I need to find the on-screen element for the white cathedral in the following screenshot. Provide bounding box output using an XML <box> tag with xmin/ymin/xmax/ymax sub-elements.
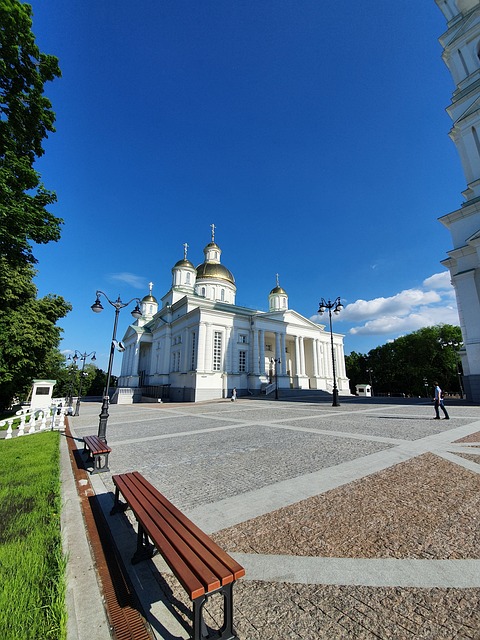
<box><xmin>116</xmin><ymin>227</ymin><xmax>349</xmax><ymax>403</ymax></box>
<box><xmin>436</xmin><ymin>0</ymin><xmax>480</xmax><ymax>402</ymax></box>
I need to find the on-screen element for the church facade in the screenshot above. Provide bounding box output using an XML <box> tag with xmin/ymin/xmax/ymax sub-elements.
<box><xmin>116</xmin><ymin>229</ymin><xmax>349</xmax><ymax>403</ymax></box>
<box><xmin>436</xmin><ymin>0</ymin><xmax>480</xmax><ymax>402</ymax></box>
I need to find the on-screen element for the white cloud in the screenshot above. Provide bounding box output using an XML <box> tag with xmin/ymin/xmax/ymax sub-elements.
<box><xmin>339</xmin><ymin>289</ymin><xmax>441</xmax><ymax>322</ymax></box>
<box><xmin>422</xmin><ymin>271</ymin><xmax>453</xmax><ymax>290</ymax></box>
<box><xmin>109</xmin><ymin>272</ymin><xmax>146</xmax><ymax>289</ymax></box>
<box><xmin>310</xmin><ymin>271</ymin><xmax>459</xmax><ymax>341</ymax></box>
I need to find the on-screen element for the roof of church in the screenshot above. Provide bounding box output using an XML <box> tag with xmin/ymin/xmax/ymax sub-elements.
<box><xmin>173</xmin><ymin>258</ymin><xmax>196</xmax><ymax>270</ymax></box>
<box><xmin>195</xmin><ymin>262</ymin><xmax>235</xmax><ymax>284</ymax></box>
<box><xmin>142</xmin><ymin>294</ymin><xmax>158</xmax><ymax>303</ymax></box>
<box><xmin>270</xmin><ymin>285</ymin><xmax>287</xmax><ymax>295</ymax></box>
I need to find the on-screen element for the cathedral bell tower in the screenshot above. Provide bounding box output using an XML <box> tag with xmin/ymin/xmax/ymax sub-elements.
<box><xmin>436</xmin><ymin>0</ymin><xmax>480</xmax><ymax>401</ymax></box>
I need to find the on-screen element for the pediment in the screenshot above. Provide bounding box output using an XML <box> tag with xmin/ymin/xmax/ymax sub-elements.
<box><xmin>262</xmin><ymin>309</ymin><xmax>328</xmax><ymax>332</ymax></box>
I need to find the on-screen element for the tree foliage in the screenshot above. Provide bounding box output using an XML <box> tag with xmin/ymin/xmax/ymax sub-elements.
<box><xmin>0</xmin><ymin>0</ymin><xmax>63</xmax><ymax>268</ymax></box>
<box><xmin>0</xmin><ymin>2</ymin><xmax>71</xmax><ymax>409</ymax></box>
<box><xmin>345</xmin><ymin>324</ymin><xmax>463</xmax><ymax>397</ymax></box>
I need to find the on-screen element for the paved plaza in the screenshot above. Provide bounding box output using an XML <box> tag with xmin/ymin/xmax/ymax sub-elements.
<box><xmin>66</xmin><ymin>396</ymin><xmax>480</xmax><ymax>639</ymax></box>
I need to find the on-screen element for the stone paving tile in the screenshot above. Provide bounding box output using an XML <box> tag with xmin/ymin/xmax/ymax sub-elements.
<box><xmin>454</xmin><ymin>452</ymin><xmax>480</xmax><ymax>464</ymax></box>
<box><xmin>455</xmin><ymin>431</ymin><xmax>480</xmax><ymax>444</ymax></box>
<box><xmin>72</xmin><ymin>413</ymin><xmax>238</xmax><ymax>440</ymax></box>
<box><xmin>159</xmin><ymin>576</ymin><xmax>480</xmax><ymax>640</ymax></box>
<box><xmin>281</xmin><ymin>415</ymin><xmax>466</xmax><ymax>440</ymax></box>
<box><xmin>213</xmin><ymin>453</ymin><xmax>480</xmax><ymax>559</ymax></box>
<box><xmin>100</xmin><ymin>424</ymin><xmax>393</xmax><ymax>511</ymax></box>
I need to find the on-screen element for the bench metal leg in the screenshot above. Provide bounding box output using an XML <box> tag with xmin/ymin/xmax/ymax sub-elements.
<box><xmin>90</xmin><ymin>451</ymin><xmax>110</xmax><ymax>474</ymax></box>
<box><xmin>192</xmin><ymin>583</ymin><xmax>239</xmax><ymax>640</ymax></box>
<box><xmin>131</xmin><ymin>522</ymin><xmax>156</xmax><ymax>564</ymax></box>
<box><xmin>110</xmin><ymin>487</ymin><xmax>129</xmax><ymax>515</ymax></box>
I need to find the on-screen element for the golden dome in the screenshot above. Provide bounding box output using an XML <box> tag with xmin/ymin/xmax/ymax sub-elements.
<box><xmin>142</xmin><ymin>294</ymin><xmax>157</xmax><ymax>303</ymax></box>
<box><xmin>173</xmin><ymin>258</ymin><xmax>195</xmax><ymax>270</ymax></box>
<box><xmin>195</xmin><ymin>262</ymin><xmax>235</xmax><ymax>284</ymax></box>
<box><xmin>270</xmin><ymin>286</ymin><xmax>287</xmax><ymax>295</ymax></box>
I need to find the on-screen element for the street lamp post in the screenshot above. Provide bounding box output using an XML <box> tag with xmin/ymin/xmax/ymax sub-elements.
<box><xmin>271</xmin><ymin>357</ymin><xmax>281</xmax><ymax>400</ymax></box>
<box><xmin>318</xmin><ymin>297</ymin><xmax>343</xmax><ymax>407</ymax></box>
<box><xmin>366</xmin><ymin>367</ymin><xmax>373</xmax><ymax>394</ymax></box>
<box><xmin>69</xmin><ymin>350</ymin><xmax>96</xmax><ymax>416</ymax></box>
<box><xmin>91</xmin><ymin>291</ymin><xmax>142</xmax><ymax>443</ymax></box>
<box><xmin>439</xmin><ymin>339</ymin><xmax>464</xmax><ymax>399</ymax></box>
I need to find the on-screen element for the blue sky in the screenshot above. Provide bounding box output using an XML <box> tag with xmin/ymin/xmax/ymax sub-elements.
<box><xmin>28</xmin><ymin>1</ymin><xmax>463</xmax><ymax>374</ymax></box>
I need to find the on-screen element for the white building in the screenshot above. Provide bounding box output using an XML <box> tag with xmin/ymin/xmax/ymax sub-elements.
<box><xmin>436</xmin><ymin>0</ymin><xmax>480</xmax><ymax>401</ymax></box>
<box><xmin>117</xmin><ymin>229</ymin><xmax>349</xmax><ymax>403</ymax></box>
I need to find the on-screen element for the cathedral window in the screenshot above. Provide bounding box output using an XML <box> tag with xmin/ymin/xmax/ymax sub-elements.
<box><xmin>238</xmin><ymin>334</ymin><xmax>247</xmax><ymax>343</ymax></box>
<box><xmin>186</xmin><ymin>272</ymin><xmax>191</xmax><ymax>284</ymax></box>
<box><xmin>191</xmin><ymin>332</ymin><xmax>196</xmax><ymax>370</ymax></box>
<box><xmin>213</xmin><ymin>331</ymin><xmax>222</xmax><ymax>371</ymax></box>
<box><xmin>201</xmin><ymin>287</ymin><xmax>206</xmax><ymax>297</ymax></box>
<box><xmin>239</xmin><ymin>350</ymin><xmax>246</xmax><ymax>372</ymax></box>
<box><xmin>221</xmin><ymin>289</ymin><xmax>225</xmax><ymax>301</ymax></box>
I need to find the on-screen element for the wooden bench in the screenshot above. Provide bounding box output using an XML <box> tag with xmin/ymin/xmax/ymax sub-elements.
<box><xmin>82</xmin><ymin>435</ymin><xmax>111</xmax><ymax>474</ymax></box>
<box><xmin>110</xmin><ymin>471</ymin><xmax>245</xmax><ymax>640</ymax></box>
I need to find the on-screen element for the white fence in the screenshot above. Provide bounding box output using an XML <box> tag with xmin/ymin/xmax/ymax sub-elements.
<box><xmin>0</xmin><ymin>404</ymin><xmax>67</xmax><ymax>440</ymax></box>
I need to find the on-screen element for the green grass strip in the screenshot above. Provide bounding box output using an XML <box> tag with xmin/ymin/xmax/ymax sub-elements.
<box><xmin>0</xmin><ymin>432</ymin><xmax>67</xmax><ymax>640</ymax></box>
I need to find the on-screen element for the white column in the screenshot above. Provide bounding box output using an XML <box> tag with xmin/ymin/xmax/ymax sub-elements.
<box><xmin>226</xmin><ymin>326</ymin><xmax>233</xmax><ymax>373</ymax></box>
<box><xmin>313</xmin><ymin>339</ymin><xmax>319</xmax><ymax>377</ymax></box>
<box><xmin>317</xmin><ymin>340</ymin><xmax>324</xmax><ymax>377</ymax></box>
<box><xmin>253</xmin><ymin>328</ymin><xmax>260</xmax><ymax>374</ymax></box>
<box><xmin>281</xmin><ymin>333</ymin><xmax>287</xmax><ymax>375</ymax></box>
<box><xmin>294</xmin><ymin>336</ymin><xmax>300</xmax><ymax>377</ymax></box>
<box><xmin>196</xmin><ymin>322</ymin><xmax>206</xmax><ymax>372</ymax></box>
<box><xmin>299</xmin><ymin>337</ymin><xmax>306</xmax><ymax>375</ymax></box>
<box><xmin>204</xmin><ymin>323</ymin><xmax>212</xmax><ymax>371</ymax></box>
<box><xmin>163</xmin><ymin>328</ymin><xmax>172</xmax><ymax>373</ymax></box>
<box><xmin>259</xmin><ymin>329</ymin><xmax>265</xmax><ymax>375</ymax></box>
<box><xmin>275</xmin><ymin>332</ymin><xmax>281</xmax><ymax>363</ymax></box>
<box><xmin>181</xmin><ymin>327</ymin><xmax>189</xmax><ymax>371</ymax></box>
<box><xmin>132</xmin><ymin>336</ymin><xmax>141</xmax><ymax>379</ymax></box>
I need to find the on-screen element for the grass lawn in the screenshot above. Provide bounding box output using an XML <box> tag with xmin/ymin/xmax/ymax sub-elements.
<box><xmin>0</xmin><ymin>432</ymin><xmax>67</xmax><ymax>640</ymax></box>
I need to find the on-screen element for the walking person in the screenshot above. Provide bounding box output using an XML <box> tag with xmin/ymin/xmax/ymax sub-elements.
<box><xmin>231</xmin><ymin>387</ymin><xmax>237</xmax><ymax>402</ymax></box>
<box><xmin>433</xmin><ymin>381</ymin><xmax>449</xmax><ymax>419</ymax></box>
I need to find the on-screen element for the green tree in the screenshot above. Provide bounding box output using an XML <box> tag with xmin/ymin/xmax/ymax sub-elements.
<box><xmin>0</xmin><ymin>0</ymin><xmax>63</xmax><ymax>269</ymax></box>
<box><xmin>0</xmin><ymin>1</ymin><xmax>71</xmax><ymax>409</ymax></box>
<box><xmin>345</xmin><ymin>351</ymin><xmax>368</xmax><ymax>393</ymax></box>
<box><xmin>364</xmin><ymin>324</ymin><xmax>463</xmax><ymax>397</ymax></box>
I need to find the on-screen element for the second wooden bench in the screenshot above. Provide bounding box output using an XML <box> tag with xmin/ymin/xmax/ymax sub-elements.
<box><xmin>110</xmin><ymin>471</ymin><xmax>245</xmax><ymax>640</ymax></box>
<box><xmin>82</xmin><ymin>435</ymin><xmax>111</xmax><ymax>474</ymax></box>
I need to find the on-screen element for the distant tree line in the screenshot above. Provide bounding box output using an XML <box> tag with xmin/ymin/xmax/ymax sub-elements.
<box><xmin>345</xmin><ymin>324</ymin><xmax>463</xmax><ymax>397</ymax></box>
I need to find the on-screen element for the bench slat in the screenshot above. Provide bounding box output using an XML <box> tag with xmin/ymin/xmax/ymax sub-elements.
<box><xmin>83</xmin><ymin>435</ymin><xmax>111</xmax><ymax>454</ymax></box>
<box><xmin>114</xmin><ymin>475</ymin><xmax>215</xmax><ymax>599</ymax></box>
<box><xmin>112</xmin><ymin>472</ymin><xmax>245</xmax><ymax>599</ymax></box>
<box><xmin>130</xmin><ymin>471</ymin><xmax>245</xmax><ymax>581</ymax></box>
<box><xmin>128</xmin><ymin>473</ymin><xmax>235</xmax><ymax>585</ymax></box>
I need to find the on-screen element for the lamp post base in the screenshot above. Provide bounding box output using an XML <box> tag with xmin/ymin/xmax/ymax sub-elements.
<box><xmin>332</xmin><ymin>388</ymin><xmax>340</xmax><ymax>407</ymax></box>
<box><xmin>98</xmin><ymin>396</ymin><xmax>110</xmax><ymax>443</ymax></box>
<box><xmin>74</xmin><ymin>398</ymin><xmax>81</xmax><ymax>416</ymax></box>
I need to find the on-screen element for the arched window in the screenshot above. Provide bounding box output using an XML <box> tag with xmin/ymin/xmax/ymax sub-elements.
<box><xmin>221</xmin><ymin>289</ymin><xmax>225</xmax><ymax>301</ymax></box>
<box><xmin>201</xmin><ymin>287</ymin><xmax>206</xmax><ymax>297</ymax></box>
<box><xmin>186</xmin><ymin>272</ymin><xmax>191</xmax><ymax>284</ymax></box>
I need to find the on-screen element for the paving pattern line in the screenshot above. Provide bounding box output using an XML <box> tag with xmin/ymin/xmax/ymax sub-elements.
<box><xmin>187</xmin><ymin>419</ymin><xmax>480</xmax><ymax>533</ymax></box>
<box><xmin>231</xmin><ymin>553</ymin><xmax>480</xmax><ymax>588</ymax></box>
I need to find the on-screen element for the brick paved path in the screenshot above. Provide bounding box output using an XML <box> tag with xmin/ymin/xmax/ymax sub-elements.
<box><xmin>70</xmin><ymin>397</ymin><xmax>480</xmax><ymax>639</ymax></box>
